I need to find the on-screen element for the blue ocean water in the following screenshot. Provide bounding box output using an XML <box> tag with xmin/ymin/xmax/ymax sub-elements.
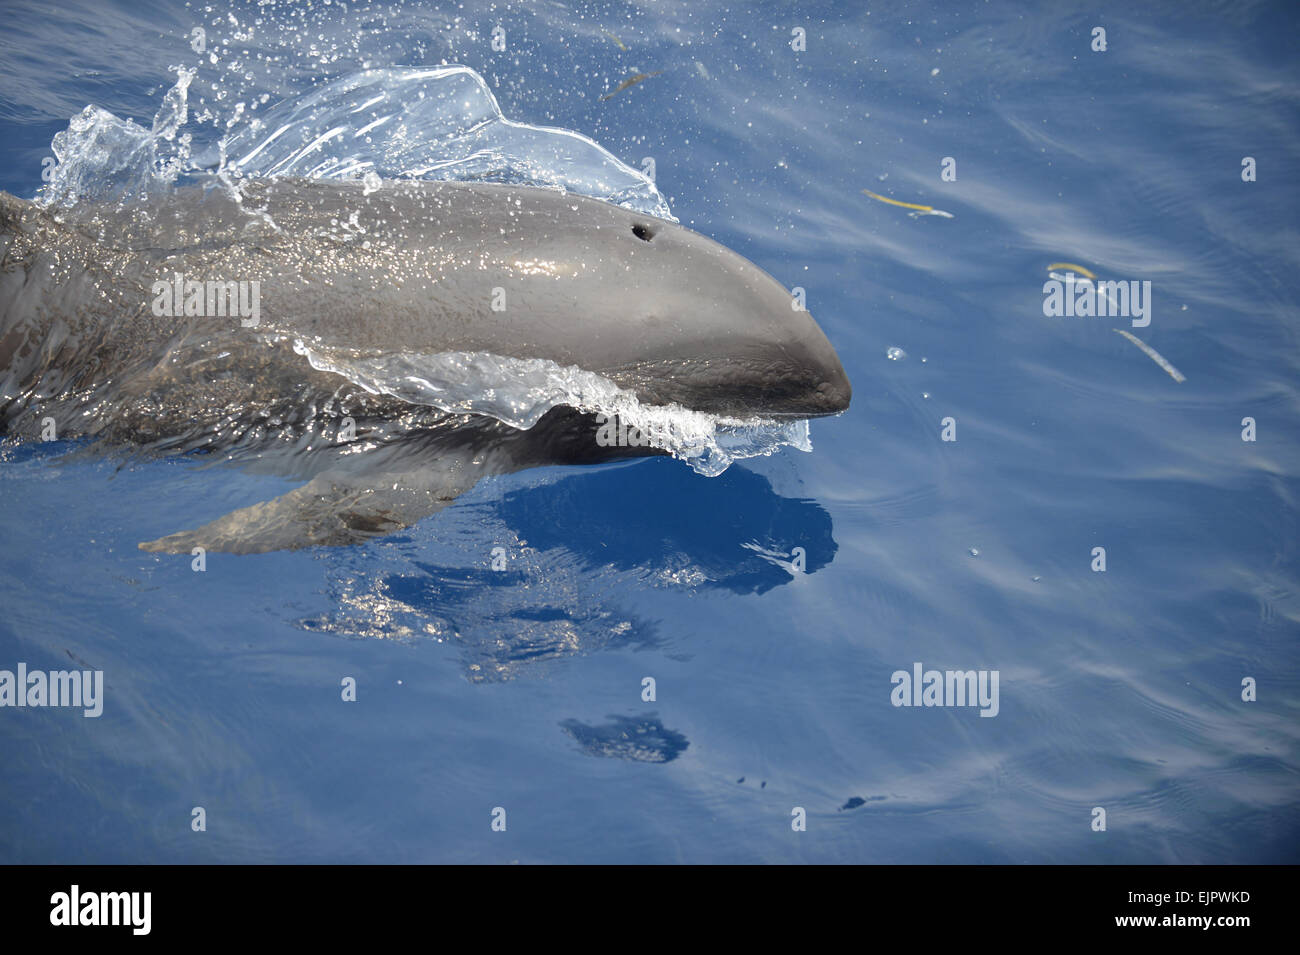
<box><xmin>1</xmin><ymin>0</ymin><xmax>1297</xmax><ymax>863</ymax></box>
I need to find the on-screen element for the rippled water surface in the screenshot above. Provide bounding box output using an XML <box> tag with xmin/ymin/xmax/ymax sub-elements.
<box><xmin>1</xmin><ymin>0</ymin><xmax>1297</xmax><ymax>863</ymax></box>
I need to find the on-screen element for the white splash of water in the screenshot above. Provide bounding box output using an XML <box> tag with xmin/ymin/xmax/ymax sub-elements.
<box><xmin>207</xmin><ymin>66</ymin><xmax>673</xmax><ymax>219</ymax></box>
<box><xmin>38</xmin><ymin>65</ymin><xmax>669</xmax><ymax>219</ymax></box>
<box><xmin>39</xmin><ymin>67</ymin><xmax>197</xmax><ymax>208</ymax></box>
<box><xmin>293</xmin><ymin>343</ymin><xmax>811</xmax><ymax>477</ymax></box>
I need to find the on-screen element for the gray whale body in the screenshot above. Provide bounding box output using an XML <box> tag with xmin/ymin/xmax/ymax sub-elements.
<box><xmin>0</xmin><ymin>178</ymin><xmax>850</xmax><ymax>553</ymax></box>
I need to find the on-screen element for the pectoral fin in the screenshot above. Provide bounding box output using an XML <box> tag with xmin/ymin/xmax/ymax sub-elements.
<box><xmin>139</xmin><ymin>465</ymin><xmax>481</xmax><ymax>554</ymax></box>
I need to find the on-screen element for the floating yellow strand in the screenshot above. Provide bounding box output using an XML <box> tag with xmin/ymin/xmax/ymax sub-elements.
<box><xmin>862</xmin><ymin>189</ymin><xmax>934</xmax><ymax>212</ymax></box>
<box><xmin>861</xmin><ymin>189</ymin><xmax>954</xmax><ymax>218</ymax></box>
<box><xmin>1046</xmin><ymin>262</ymin><xmax>1097</xmax><ymax>280</ymax></box>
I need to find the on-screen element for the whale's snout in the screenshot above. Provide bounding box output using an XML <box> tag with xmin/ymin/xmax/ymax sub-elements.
<box><xmin>594</xmin><ymin>216</ymin><xmax>853</xmax><ymax>420</ymax></box>
<box><xmin>602</xmin><ymin>315</ymin><xmax>851</xmax><ymax>419</ymax></box>
<box><xmin>755</xmin><ymin>312</ymin><xmax>853</xmax><ymax>418</ymax></box>
<box><xmin>669</xmin><ymin>331</ymin><xmax>851</xmax><ymax>419</ymax></box>
<box><xmin>794</xmin><ymin>347</ymin><xmax>853</xmax><ymax>417</ymax></box>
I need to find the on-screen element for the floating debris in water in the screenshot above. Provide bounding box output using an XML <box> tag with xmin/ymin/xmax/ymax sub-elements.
<box><xmin>969</xmin><ymin>548</ymin><xmax>980</xmax><ymax>557</ymax></box>
<box><xmin>1045</xmin><ymin>261</ymin><xmax>1097</xmax><ymax>281</ymax></box>
<box><xmin>1046</xmin><ymin>261</ymin><xmax>1124</xmax><ymax>312</ymax></box>
<box><xmin>1113</xmin><ymin>329</ymin><xmax>1186</xmax><ymax>383</ymax></box>
<box><xmin>862</xmin><ymin>188</ymin><xmax>954</xmax><ymax>219</ymax></box>
<box><xmin>886</xmin><ymin>346</ymin><xmax>907</xmax><ymax>361</ymax></box>
<box><xmin>602</xmin><ymin>29</ymin><xmax>628</xmax><ymax>50</ymax></box>
<box><xmin>600</xmin><ymin>70</ymin><xmax>664</xmax><ymax>101</ymax></box>
<box><xmin>695</xmin><ymin>61</ymin><xmax>711</xmax><ymax>80</ymax></box>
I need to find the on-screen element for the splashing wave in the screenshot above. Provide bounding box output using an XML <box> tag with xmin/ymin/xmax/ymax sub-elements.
<box><xmin>294</xmin><ymin>342</ymin><xmax>811</xmax><ymax>477</ymax></box>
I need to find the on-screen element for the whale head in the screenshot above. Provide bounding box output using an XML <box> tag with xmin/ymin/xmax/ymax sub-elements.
<box><xmin>250</xmin><ymin>180</ymin><xmax>852</xmax><ymax>422</ymax></box>
<box><xmin>572</xmin><ymin>205</ymin><xmax>852</xmax><ymax>419</ymax></box>
<box><xmin>457</xmin><ymin>186</ymin><xmax>853</xmax><ymax>420</ymax></box>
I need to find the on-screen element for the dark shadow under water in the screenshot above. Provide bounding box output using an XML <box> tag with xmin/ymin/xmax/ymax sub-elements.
<box><xmin>298</xmin><ymin>457</ymin><xmax>838</xmax><ymax>682</ymax></box>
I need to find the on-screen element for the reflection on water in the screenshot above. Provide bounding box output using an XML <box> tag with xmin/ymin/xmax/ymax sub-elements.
<box><xmin>561</xmin><ymin>714</ymin><xmax>689</xmax><ymax>763</ymax></box>
<box><xmin>297</xmin><ymin>459</ymin><xmax>837</xmax><ymax>681</ymax></box>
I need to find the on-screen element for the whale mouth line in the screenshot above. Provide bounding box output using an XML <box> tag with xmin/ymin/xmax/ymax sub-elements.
<box><xmin>291</xmin><ymin>341</ymin><xmax>813</xmax><ymax>477</ymax></box>
<box><xmin>599</xmin><ymin>355</ymin><xmax>852</xmax><ymax>419</ymax></box>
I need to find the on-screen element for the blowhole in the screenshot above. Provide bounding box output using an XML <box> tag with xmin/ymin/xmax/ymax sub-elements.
<box><xmin>632</xmin><ymin>223</ymin><xmax>655</xmax><ymax>242</ymax></box>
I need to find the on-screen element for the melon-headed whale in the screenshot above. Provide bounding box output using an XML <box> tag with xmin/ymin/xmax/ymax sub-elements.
<box><xmin>0</xmin><ymin>178</ymin><xmax>850</xmax><ymax>553</ymax></box>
